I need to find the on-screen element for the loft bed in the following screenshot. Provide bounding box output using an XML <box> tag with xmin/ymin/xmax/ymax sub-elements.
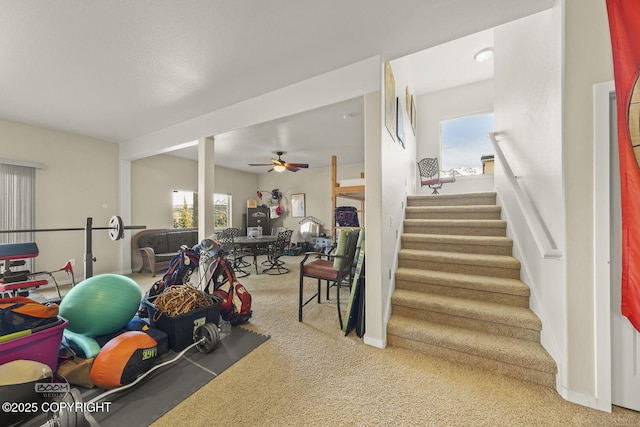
<box><xmin>331</xmin><ymin>155</ymin><xmax>364</xmax><ymax>241</ymax></box>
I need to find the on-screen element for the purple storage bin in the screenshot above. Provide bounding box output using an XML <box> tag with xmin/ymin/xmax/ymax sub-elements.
<box><xmin>0</xmin><ymin>317</ymin><xmax>67</xmax><ymax>374</ymax></box>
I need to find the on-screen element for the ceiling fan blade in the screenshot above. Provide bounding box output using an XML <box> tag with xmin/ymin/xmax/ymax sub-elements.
<box><xmin>285</xmin><ymin>166</ymin><xmax>300</xmax><ymax>172</ymax></box>
<box><xmin>285</xmin><ymin>163</ymin><xmax>308</xmax><ymax>168</ymax></box>
<box><xmin>248</xmin><ymin>163</ymin><xmax>274</xmax><ymax>166</ymax></box>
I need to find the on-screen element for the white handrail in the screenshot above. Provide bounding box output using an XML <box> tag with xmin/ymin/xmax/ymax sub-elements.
<box><xmin>489</xmin><ymin>132</ymin><xmax>562</xmax><ymax>260</ymax></box>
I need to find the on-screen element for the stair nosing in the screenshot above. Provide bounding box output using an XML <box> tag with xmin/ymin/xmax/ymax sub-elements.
<box><xmin>392</xmin><ymin>289</ymin><xmax>541</xmax><ymax>330</ymax></box>
<box><xmin>398</xmin><ymin>249</ymin><xmax>520</xmax><ymax>269</ymax></box>
<box><xmin>395</xmin><ymin>267</ymin><xmax>530</xmax><ymax>297</ymax></box>
<box><xmin>388</xmin><ymin>316</ymin><xmax>555</xmax><ymax>373</ymax></box>
<box><xmin>401</xmin><ymin>233</ymin><xmax>512</xmax><ymax>246</ymax></box>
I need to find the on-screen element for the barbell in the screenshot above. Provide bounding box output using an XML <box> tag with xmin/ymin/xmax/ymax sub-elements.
<box><xmin>0</xmin><ymin>215</ymin><xmax>142</xmax><ymax>241</ymax></box>
<box><xmin>0</xmin><ymin>216</ymin><xmax>146</xmax><ymax>278</ymax></box>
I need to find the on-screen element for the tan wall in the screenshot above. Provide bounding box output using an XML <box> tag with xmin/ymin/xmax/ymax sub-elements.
<box><xmin>0</xmin><ymin>118</ymin><xmax>119</xmax><ymax>278</ymax></box>
<box><xmin>483</xmin><ymin>159</ymin><xmax>494</xmax><ymax>175</ymax></box>
<box><xmin>256</xmin><ymin>162</ymin><xmax>364</xmax><ymax>237</ymax></box>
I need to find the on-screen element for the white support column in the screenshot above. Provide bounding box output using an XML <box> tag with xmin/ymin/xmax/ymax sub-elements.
<box><xmin>198</xmin><ymin>137</ymin><xmax>215</xmax><ymax>241</ymax></box>
<box><xmin>119</xmin><ymin>159</ymin><xmax>132</xmax><ymax>274</ymax></box>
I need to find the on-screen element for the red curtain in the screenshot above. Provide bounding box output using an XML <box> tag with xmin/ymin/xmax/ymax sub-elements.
<box><xmin>607</xmin><ymin>0</ymin><xmax>640</xmax><ymax>332</ymax></box>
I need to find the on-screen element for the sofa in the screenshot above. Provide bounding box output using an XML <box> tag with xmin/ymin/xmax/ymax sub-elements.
<box><xmin>132</xmin><ymin>228</ymin><xmax>199</xmax><ymax>276</ymax></box>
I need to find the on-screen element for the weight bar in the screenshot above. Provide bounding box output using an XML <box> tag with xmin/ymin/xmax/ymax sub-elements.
<box><xmin>0</xmin><ymin>216</ymin><xmax>146</xmax><ymax>278</ymax></box>
<box><xmin>0</xmin><ymin>215</ymin><xmax>144</xmax><ymax>241</ymax></box>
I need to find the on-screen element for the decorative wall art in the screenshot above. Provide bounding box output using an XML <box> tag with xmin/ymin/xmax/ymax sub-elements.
<box><xmin>291</xmin><ymin>193</ymin><xmax>305</xmax><ymax>218</ymax></box>
<box><xmin>384</xmin><ymin>62</ymin><xmax>396</xmax><ymax>142</ymax></box>
<box><xmin>405</xmin><ymin>86</ymin><xmax>411</xmax><ymax>113</ymax></box>
<box><xmin>410</xmin><ymin>95</ymin><xmax>417</xmax><ymax>135</ymax></box>
<box><xmin>396</xmin><ymin>97</ymin><xmax>405</xmax><ymax>148</ymax></box>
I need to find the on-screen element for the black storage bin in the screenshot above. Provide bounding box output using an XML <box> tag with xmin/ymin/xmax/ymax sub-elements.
<box><xmin>143</xmin><ymin>295</ymin><xmax>222</xmax><ymax>352</ymax></box>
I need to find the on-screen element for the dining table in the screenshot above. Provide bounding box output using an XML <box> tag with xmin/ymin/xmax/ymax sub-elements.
<box><xmin>233</xmin><ymin>235</ymin><xmax>277</xmax><ymax>275</ymax></box>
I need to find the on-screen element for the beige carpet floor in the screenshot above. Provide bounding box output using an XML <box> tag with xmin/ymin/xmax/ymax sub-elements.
<box><xmin>45</xmin><ymin>255</ymin><xmax>640</xmax><ymax>426</ymax></box>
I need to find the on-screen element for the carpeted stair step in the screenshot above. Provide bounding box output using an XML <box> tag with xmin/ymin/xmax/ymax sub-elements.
<box><xmin>403</xmin><ymin>219</ymin><xmax>507</xmax><ymax>237</ymax></box>
<box><xmin>398</xmin><ymin>249</ymin><xmax>521</xmax><ymax>279</ymax></box>
<box><xmin>395</xmin><ymin>267</ymin><xmax>530</xmax><ymax>307</ymax></box>
<box><xmin>387</xmin><ymin>315</ymin><xmax>557</xmax><ymax>387</ymax></box>
<box><xmin>391</xmin><ymin>289</ymin><xmax>541</xmax><ymax>341</ymax></box>
<box><xmin>401</xmin><ymin>233</ymin><xmax>512</xmax><ymax>256</ymax></box>
<box><xmin>407</xmin><ymin>192</ymin><xmax>496</xmax><ymax>207</ymax></box>
<box><xmin>405</xmin><ymin>205</ymin><xmax>502</xmax><ymax>220</ymax></box>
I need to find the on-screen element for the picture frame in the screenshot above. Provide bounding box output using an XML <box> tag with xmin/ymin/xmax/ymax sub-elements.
<box><xmin>410</xmin><ymin>95</ymin><xmax>417</xmax><ymax>135</ymax></box>
<box><xmin>291</xmin><ymin>193</ymin><xmax>305</xmax><ymax>218</ymax></box>
<box><xmin>384</xmin><ymin>62</ymin><xmax>397</xmax><ymax>142</ymax></box>
<box><xmin>396</xmin><ymin>97</ymin><xmax>405</xmax><ymax>148</ymax></box>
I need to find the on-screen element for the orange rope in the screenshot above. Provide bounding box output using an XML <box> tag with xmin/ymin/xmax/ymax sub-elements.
<box><xmin>152</xmin><ymin>285</ymin><xmax>215</xmax><ymax>322</ymax></box>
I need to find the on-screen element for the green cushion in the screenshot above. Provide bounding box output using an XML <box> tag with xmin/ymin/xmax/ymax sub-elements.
<box><xmin>333</xmin><ymin>228</ymin><xmax>355</xmax><ymax>270</ymax></box>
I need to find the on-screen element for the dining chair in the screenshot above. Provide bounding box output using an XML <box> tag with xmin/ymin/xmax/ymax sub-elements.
<box><xmin>217</xmin><ymin>228</ymin><xmax>250</xmax><ymax>278</ymax></box>
<box><xmin>262</xmin><ymin>229</ymin><xmax>293</xmax><ymax>275</ymax></box>
<box><xmin>299</xmin><ymin>229</ymin><xmax>360</xmax><ymax>329</ymax></box>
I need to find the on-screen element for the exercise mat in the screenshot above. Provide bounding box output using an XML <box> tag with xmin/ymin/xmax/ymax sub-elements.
<box><xmin>23</xmin><ymin>326</ymin><xmax>270</xmax><ymax>427</ymax></box>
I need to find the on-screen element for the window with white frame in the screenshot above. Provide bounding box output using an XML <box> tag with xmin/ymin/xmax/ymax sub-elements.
<box><xmin>440</xmin><ymin>112</ymin><xmax>494</xmax><ymax>175</ymax></box>
<box><xmin>173</xmin><ymin>190</ymin><xmax>195</xmax><ymax>228</ymax></box>
<box><xmin>214</xmin><ymin>193</ymin><xmax>232</xmax><ymax>230</ymax></box>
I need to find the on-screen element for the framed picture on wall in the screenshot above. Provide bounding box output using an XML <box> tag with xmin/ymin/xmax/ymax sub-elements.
<box><xmin>396</xmin><ymin>97</ymin><xmax>405</xmax><ymax>148</ymax></box>
<box><xmin>291</xmin><ymin>193</ymin><xmax>305</xmax><ymax>218</ymax></box>
<box><xmin>410</xmin><ymin>95</ymin><xmax>417</xmax><ymax>135</ymax></box>
<box><xmin>384</xmin><ymin>62</ymin><xmax>397</xmax><ymax>142</ymax></box>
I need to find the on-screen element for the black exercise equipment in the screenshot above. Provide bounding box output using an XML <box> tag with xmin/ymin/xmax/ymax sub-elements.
<box><xmin>0</xmin><ymin>216</ymin><xmax>145</xmax><ymax>278</ymax></box>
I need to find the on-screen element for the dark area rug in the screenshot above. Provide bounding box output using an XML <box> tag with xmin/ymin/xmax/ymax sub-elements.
<box><xmin>23</xmin><ymin>326</ymin><xmax>269</xmax><ymax>427</ymax></box>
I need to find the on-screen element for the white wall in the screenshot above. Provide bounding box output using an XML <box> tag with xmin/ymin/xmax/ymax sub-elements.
<box><xmin>563</xmin><ymin>0</ymin><xmax>614</xmax><ymax>406</ymax></box>
<box><xmin>416</xmin><ymin>79</ymin><xmax>495</xmax><ymax>195</ymax></box>
<box><xmin>0</xmin><ymin>118</ymin><xmax>120</xmax><ymax>279</ymax></box>
<box><xmin>493</xmin><ymin>4</ymin><xmax>567</xmax><ymax>397</ymax></box>
<box><xmin>417</xmin><ymin>79</ymin><xmax>495</xmax><ymax>163</ymax></box>
<box><xmin>364</xmin><ymin>59</ymin><xmax>419</xmax><ymax>347</ymax></box>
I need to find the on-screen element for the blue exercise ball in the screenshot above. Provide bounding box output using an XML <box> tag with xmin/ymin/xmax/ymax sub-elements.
<box><xmin>60</xmin><ymin>274</ymin><xmax>142</xmax><ymax>337</ymax></box>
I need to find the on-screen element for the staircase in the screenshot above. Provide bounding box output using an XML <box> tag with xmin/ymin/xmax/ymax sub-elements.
<box><xmin>387</xmin><ymin>192</ymin><xmax>557</xmax><ymax>387</ymax></box>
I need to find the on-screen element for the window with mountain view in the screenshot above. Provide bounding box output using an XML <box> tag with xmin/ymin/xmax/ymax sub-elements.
<box><xmin>440</xmin><ymin>112</ymin><xmax>494</xmax><ymax>175</ymax></box>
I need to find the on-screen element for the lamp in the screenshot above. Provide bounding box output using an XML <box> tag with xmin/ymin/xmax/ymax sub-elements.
<box><xmin>474</xmin><ymin>47</ymin><xmax>494</xmax><ymax>63</ymax></box>
<box><xmin>273</xmin><ymin>165</ymin><xmax>286</xmax><ymax>172</ymax></box>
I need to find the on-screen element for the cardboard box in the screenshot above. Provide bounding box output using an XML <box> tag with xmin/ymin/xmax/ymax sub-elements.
<box><xmin>247</xmin><ymin>199</ymin><xmax>258</xmax><ymax>208</ymax></box>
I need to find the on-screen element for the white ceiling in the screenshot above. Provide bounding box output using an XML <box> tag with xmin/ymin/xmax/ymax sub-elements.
<box><xmin>0</xmin><ymin>1</ymin><xmax>554</xmax><ymax>173</ymax></box>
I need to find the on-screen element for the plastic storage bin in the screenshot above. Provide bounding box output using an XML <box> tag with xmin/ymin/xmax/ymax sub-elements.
<box><xmin>0</xmin><ymin>317</ymin><xmax>67</xmax><ymax>374</ymax></box>
<box><xmin>143</xmin><ymin>296</ymin><xmax>221</xmax><ymax>352</ymax></box>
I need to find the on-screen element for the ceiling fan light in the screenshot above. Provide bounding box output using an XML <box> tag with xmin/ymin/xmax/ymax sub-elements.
<box><xmin>273</xmin><ymin>165</ymin><xmax>286</xmax><ymax>172</ymax></box>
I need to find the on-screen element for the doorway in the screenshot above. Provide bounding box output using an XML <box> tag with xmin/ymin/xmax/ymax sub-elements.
<box><xmin>595</xmin><ymin>80</ymin><xmax>640</xmax><ymax>412</ymax></box>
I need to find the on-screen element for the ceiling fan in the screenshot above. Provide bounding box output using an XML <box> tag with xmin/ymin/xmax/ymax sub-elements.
<box><xmin>248</xmin><ymin>151</ymin><xmax>309</xmax><ymax>172</ymax></box>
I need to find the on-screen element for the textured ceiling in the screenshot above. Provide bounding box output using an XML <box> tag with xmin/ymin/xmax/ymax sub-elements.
<box><xmin>0</xmin><ymin>1</ymin><xmax>554</xmax><ymax>172</ymax></box>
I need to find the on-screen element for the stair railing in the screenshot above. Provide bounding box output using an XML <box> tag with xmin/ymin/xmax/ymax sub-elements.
<box><xmin>489</xmin><ymin>132</ymin><xmax>562</xmax><ymax>260</ymax></box>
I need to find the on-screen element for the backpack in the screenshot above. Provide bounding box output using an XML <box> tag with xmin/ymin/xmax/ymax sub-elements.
<box><xmin>0</xmin><ymin>296</ymin><xmax>59</xmax><ymax>336</ymax></box>
<box><xmin>213</xmin><ymin>281</ymin><xmax>252</xmax><ymax>326</ymax></box>
<box><xmin>148</xmin><ymin>246</ymin><xmax>200</xmax><ymax>297</ymax></box>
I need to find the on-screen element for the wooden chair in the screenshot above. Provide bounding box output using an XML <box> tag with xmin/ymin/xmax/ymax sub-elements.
<box><xmin>299</xmin><ymin>229</ymin><xmax>360</xmax><ymax>329</ymax></box>
<box><xmin>417</xmin><ymin>157</ymin><xmax>455</xmax><ymax>194</ymax></box>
